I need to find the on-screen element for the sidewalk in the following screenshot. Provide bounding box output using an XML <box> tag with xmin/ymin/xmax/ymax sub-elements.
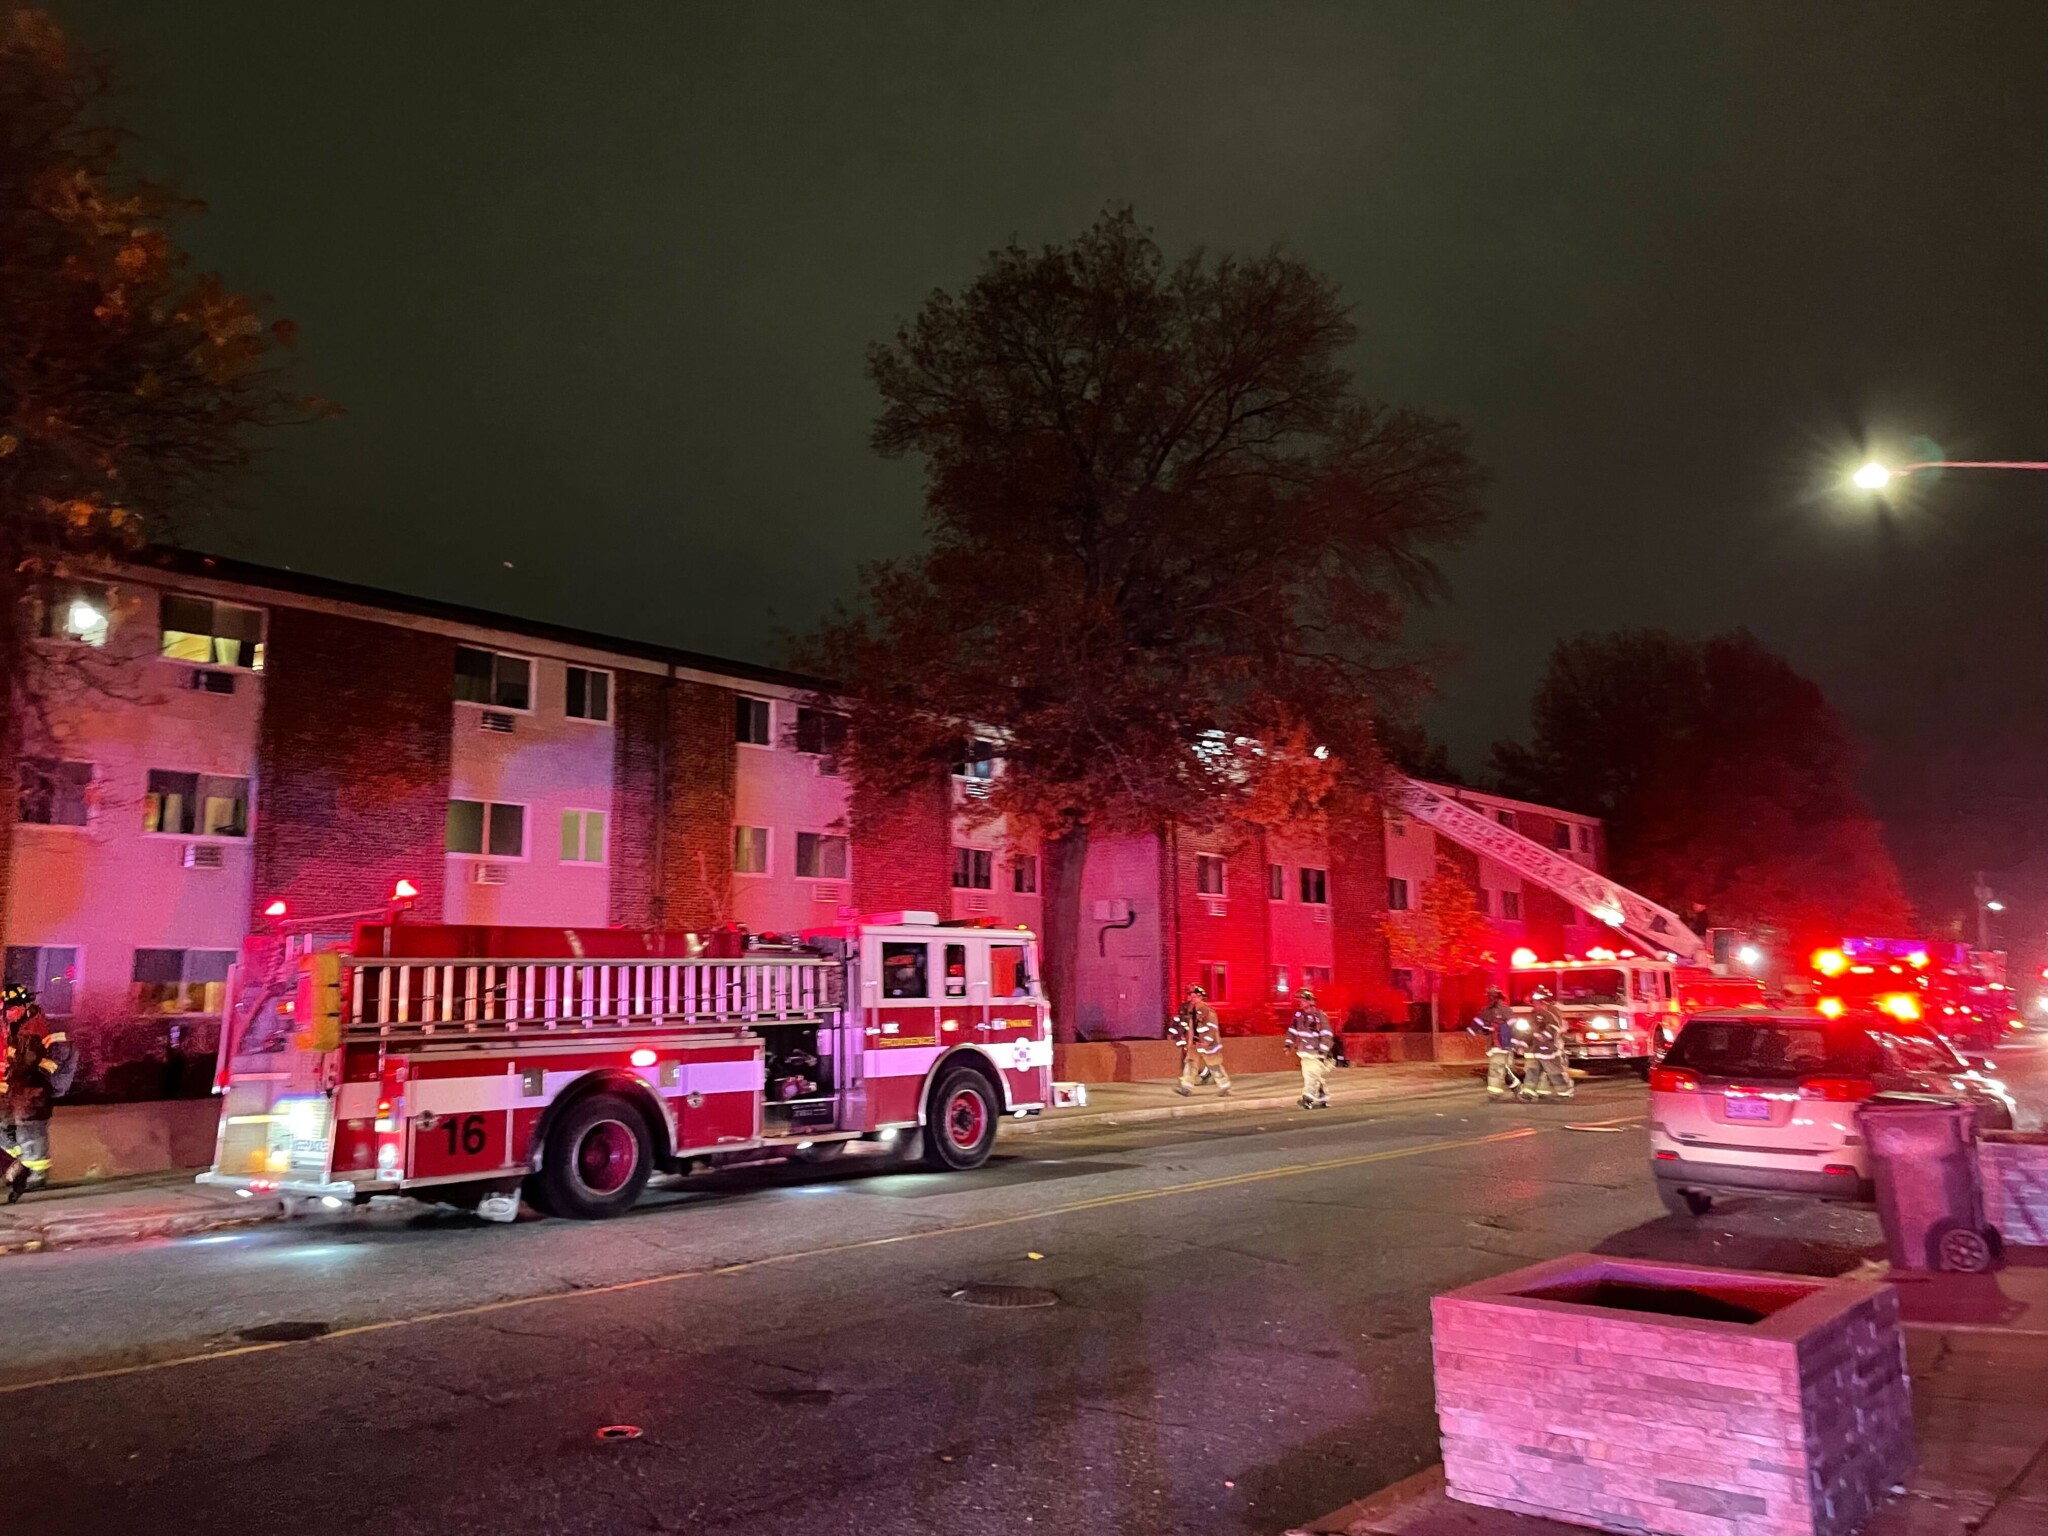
<box><xmin>1290</xmin><ymin>1261</ymin><xmax>2048</xmax><ymax>1536</ymax></box>
<box><xmin>1011</xmin><ymin>1062</ymin><xmax>1481</xmax><ymax>1137</ymax></box>
<box><xmin>0</xmin><ymin>1172</ymin><xmax>283</xmax><ymax>1257</ymax></box>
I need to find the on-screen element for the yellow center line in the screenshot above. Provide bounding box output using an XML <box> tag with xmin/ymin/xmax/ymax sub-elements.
<box><xmin>0</xmin><ymin>1123</ymin><xmax>1543</xmax><ymax>1397</ymax></box>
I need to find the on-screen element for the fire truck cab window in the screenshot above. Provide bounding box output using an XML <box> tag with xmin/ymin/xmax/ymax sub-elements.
<box><xmin>991</xmin><ymin>944</ymin><xmax>1035</xmax><ymax>998</ymax></box>
<box><xmin>881</xmin><ymin>943</ymin><xmax>928</xmax><ymax>1000</ymax></box>
<box><xmin>943</xmin><ymin>943</ymin><xmax>968</xmax><ymax>999</ymax></box>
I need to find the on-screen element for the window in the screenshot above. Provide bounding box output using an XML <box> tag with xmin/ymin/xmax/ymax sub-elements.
<box><xmin>453</xmin><ymin>646</ymin><xmax>531</xmax><ymax>710</ymax></box>
<box><xmin>955</xmin><ymin>741</ymin><xmax>996</xmax><ymax>781</ymax></box>
<box><xmin>795</xmin><ymin>831</ymin><xmax>848</xmax><ymax>880</ymax></box>
<box><xmin>446</xmin><ymin>799</ymin><xmax>525</xmax><ymax>858</ymax></box>
<box><xmin>991</xmin><ymin>943</ymin><xmax>1035</xmax><ymax>997</ymax></box>
<box><xmin>1299</xmin><ymin>867</ymin><xmax>1328</xmax><ymax>905</ymax></box>
<box><xmin>560</xmin><ymin>809</ymin><xmax>606</xmax><ymax>864</ymax></box>
<box><xmin>943</xmin><ymin>942</ymin><xmax>968</xmax><ymax>999</ymax></box>
<box><xmin>1500</xmin><ymin>890</ymin><xmax>1522</xmax><ymax>920</ymax></box>
<box><xmin>41</xmin><ymin>581</ymin><xmax>110</xmax><ymax>647</ymax></box>
<box><xmin>1195</xmin><ymin>854</ymin><xmax>1226</xmax><ymax>896</ymax></box>
<box><xmin>1390</xmin><ymin>968</ymin><xmax>1414</xmax><ymax>995</ymax></box>
<box><xmin>144</xmin><ymin>771</ymin><xmax>248</xmax><ymax>838</ymax></box>
<box><xmin>19</xmin><ymin>759</ymin><xmax>90</xmax><ymax>827</ymax></box>
<box><xmin>951</xmin><ymin>847</ymin><xmax>993</xmax><ymax>890</ymax></box>
<box><xmin>1494</xmin><ymin>809</ymin><xmax>1517</xmax><ymax>831</ymax></box>
<box><xmin>1305</xmin><ymin>965</ymin><xmax>1333</xmax><ymax>990</ymax></box>
<box><xmin>1475</xmin><ymin>888</ymin><xmax>1492</xmax><ymax>916</ymax></box>
<box><xmin>1198</xmin><ymin>961</ymin><xmax>1229</xmax><ymax>1002</ymax></box>
<box><xmin>1387</xmin><ymin>877</ymin><xmax>1410</xmax><ymax>911</ymax></box>
<box><xmin>1267</xmin><ymin>863</ymin><xmax>1286</xmax><ymax>901</ymax></box>
<box><xmin>733</xmin><ymin>825</ymin><xmax>770</xmax><ymax>875</ymax></box>
<box><xmin>564</xmin><ymin>667</ymin><xmax>611</xmax><ymax>723</ymax></box>
<box><xmin>881</xmin><ymin>941</ymin><xmax>929</xmax><ymax>1000</ymax></box>
<box><xmin>1575</xmin><ymin>825</ymin><xmax>1593</xmax><ymax>854</ymax></box>
<box><xmin>1011</xmin><ymin>854</ymin><xmax>1039</xmax><ymax>894</ymax></box>
<box><xmin>4</xmin><ymin>946</ymin><xmax>78</xmax><ymax>1017</ymax></box>
<box><xmin>131</xmin><ymin>947</ymin><xmax>233</xmax><ymax>1015</ymax></box>
<box><xmin>736</xmin><ymin>696</ymin><xmax>772</xmax><ymax>746</ymax></box>
<box><xmin>1552</xmin><ymin>822</ymin><xmax>1573</xmax><ymax>851</ymax></box>
<box><xmin>160</xmin><ymin>594</ymin><xmax>265</xmax><ymax>670</ymax></box>
<box><xmin>795</xmin><ymin>707</ymin><xmax>848</xmax><ymax>758</ymax></box>
<box><xmin>1272</xmin><ymin>966</ymin><xmax>1290</xmax><ymax>997</ymax></box>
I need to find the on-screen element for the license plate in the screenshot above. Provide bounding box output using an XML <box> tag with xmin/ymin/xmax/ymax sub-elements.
<box><xmin>1724</xmin><ymin>1097</ymin><xmax>1771</xmax><ymax>1122</ymax></box>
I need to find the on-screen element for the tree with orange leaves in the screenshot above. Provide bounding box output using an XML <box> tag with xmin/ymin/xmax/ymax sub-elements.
<box><xmin>1</xmin><ymin>10</ymin><xmax>323</xmax><ymax>945</ymax></box>
<box><xmin>1380</xmin><ymin>850</ymin><xmax>1496</xmax><ymax>1036</ymax></box>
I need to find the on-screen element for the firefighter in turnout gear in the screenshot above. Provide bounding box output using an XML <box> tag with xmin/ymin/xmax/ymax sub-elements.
<box><xmin>1518</xmin><ymin>986</ymin><xmax>1574</xmax><ymax>1102</ymax></box>
<box><xmin>1</xmin><ymin>985</ymin><xmax>75</xmax><ymax>1199</ymax></box>
<box><xmin>1472</xmin><ymin>985</ymin><xmax>1521</xmax><ymax>1102</ymax></box>
<box><xmin>1286</xmin><ymin>989</ymin><xmax>1335</xmax><ymax>1109</ymax></box>
<box><xmin>1169</xmin><ymin>985</ymin><xmax>1230</xmax><ymax>1097</ymax></box>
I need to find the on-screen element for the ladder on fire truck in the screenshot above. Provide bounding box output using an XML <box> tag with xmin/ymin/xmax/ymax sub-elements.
<box><xmin>1393</xmin><ymin>775</ymin><xmax>1710</xmax><ymax>964</ymax></box>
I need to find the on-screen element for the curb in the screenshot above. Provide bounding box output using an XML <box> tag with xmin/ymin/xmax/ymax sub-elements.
<box><xmin>0</xmin><ymin>1196</ymin><xmax>285</xmax><ymax>1257</ymax></box>
<box><xmin>1285</xmin><ymin>1464</ymin><xmax>1446</xmax><ymax>1536</ymax></box>
<box><xmin>1003</xmin><ymin>1075</ymin><xmax>1480</xmax><ymax>1137</ymax></box>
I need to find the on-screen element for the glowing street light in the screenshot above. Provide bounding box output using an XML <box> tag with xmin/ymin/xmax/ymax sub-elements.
<box><xmin>1852</xmin><ymin>462</ymin><xmax>1891</xmax><ymax>491</ymax></box>
<box><xmin>1850</xmin><ymin>457</ymin><xmax>2048</xmax><ymax>492</ymax></box>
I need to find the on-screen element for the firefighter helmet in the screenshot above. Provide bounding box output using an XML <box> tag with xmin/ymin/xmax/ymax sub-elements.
<box><xmin>1186</xmin><ymin>984</ymin><xmax>1207</xmax><ymax>999</ymax></box>
<box><xmin>1296</xmin><ymin>988</ymin><xmax>1316</xmax><ymax>1003</ymax></box>
<box><xmin>1</xmin><ymin>984</ymin><xmax>33</xmax><ymax>1012</ymax></box>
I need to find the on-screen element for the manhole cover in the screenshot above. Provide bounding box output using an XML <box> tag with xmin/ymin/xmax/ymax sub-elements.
<box><xmin>237</xmin><ymin>1320</ymin><xmax>330</xmax><ymax>1343</ymax></box>
<box><xmin>950</xmin><ymin>1284</ymin><xmax>1058</xmax><ymax>1309</ymax></box>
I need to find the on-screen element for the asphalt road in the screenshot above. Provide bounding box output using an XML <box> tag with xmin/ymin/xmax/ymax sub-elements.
<box><xmin>1</xmin><ymin>1062</ymin><xmax>2029</xmax><ymax>1536</ymax></box>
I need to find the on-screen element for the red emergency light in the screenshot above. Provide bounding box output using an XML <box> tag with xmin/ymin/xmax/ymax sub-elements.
<box><xmin>263</xmin><ymin>899</ymin><xmax>288</xmax><ymax>919</ymax></box>
<box><xmin>392</xmin><ymin>878</ymin><xmax>420</xmax><ymax>906</ymax></box>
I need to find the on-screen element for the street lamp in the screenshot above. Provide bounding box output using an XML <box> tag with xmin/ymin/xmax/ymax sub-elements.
<box><xmin>1851</xmin><ymin>458</ymin><xmax>2048</xmax><ymax>492</ymax></box>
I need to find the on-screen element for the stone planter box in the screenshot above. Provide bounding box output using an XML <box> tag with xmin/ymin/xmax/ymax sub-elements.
<box><xmin>1432</xmin><ymin>1254</ymin><xmax>1911</xmax><ymax>1536</ymax></box>
<box><xmin>1980</xmin><ymin>1130</ymin><xmax>2048</xmax><ymax>1247</ymax></box>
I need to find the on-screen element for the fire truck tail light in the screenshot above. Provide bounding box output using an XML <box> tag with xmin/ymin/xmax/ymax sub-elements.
<box><xmin>375</xmin><ymin>1097</ymin><xmax>396</xmax><ymax>1132</ymax></box>
<box><xmin>630</xmin><ymin>1048</ymin><xmax>657</xmax><ymax>1067</ymax></box>
<box><xmin>1817</xmin><ymin>996</ymin><xmax>1846</xmax><ymax>1019</ymax></box>
<box><xmin>1648</xmin><ymin>1067</ymin><xmax>1699</xmax><ymax>1093</ymax></box>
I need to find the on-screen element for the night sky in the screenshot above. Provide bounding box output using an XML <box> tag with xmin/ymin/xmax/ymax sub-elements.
<box><xmin>55</xmin><ymin>2</ymin><xmax>2048</xmax><ymax>941</ymax></box>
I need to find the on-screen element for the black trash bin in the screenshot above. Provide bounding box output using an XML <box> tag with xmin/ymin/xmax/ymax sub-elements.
<box><xmin>1858</xmin><ymin>1099</ymin><xmax>2001</xmax><ymax>1274</ymax></box>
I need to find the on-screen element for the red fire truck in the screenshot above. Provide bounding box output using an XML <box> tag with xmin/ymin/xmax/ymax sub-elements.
<box><xmin>200</xmin><ymin>908</ymin><xmax>1055</xmax><ymax>1219</ymax></box>
<box><xmin>1507</xmin><ymin>950</ymin><xmax>1679</xmax><ymax>1072</ymax></box>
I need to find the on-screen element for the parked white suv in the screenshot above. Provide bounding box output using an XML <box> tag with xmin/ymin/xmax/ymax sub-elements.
<box><xmin>1649</xmin><ymin>1008</ymin><xmax>2015</xmax><ymax>1217</ymax></box>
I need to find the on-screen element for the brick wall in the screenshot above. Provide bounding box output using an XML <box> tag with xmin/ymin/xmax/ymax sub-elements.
<box><xmin>850</xmin><ymin>774</ymin><xmax>952</xmax><ymax>915</ymax></box>
<box><xmin>1169</xmin><ymin>824</ymin><xmax>1274</xmax><ymax>1031</ymax></box>
<box><xmin>1330</xmin><ymin>795</ymin><xmax>1397</xmax><ymax>1028</ymax></box>
<box><xmin>608</xmin><ymin>670</ymin><xmax>666</xmax><ymax>929</ymax></box>
<box><xmin>253</xmin><ymin>607</ymin><xmax>452</xmax><ymax>922</ymax></box>
<box><xmin>656</xmin><ymin>680</ymin><xmax>736</xmax><ymax>929</ymax></box>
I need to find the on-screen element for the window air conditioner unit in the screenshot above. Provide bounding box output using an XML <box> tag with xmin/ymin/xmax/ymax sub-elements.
<box><xmin>1312</xmin><ymin>906</ymin><xmax>1330</xmax><ymax>924</ymax></box>
<box><xmin>187</xmin><ymin>670</ymin><xmax>237</xmax><ymax>695</ymax></box>
<box><xmin>1200</xmin><ymin>896</ymin><xmax>1227</xmax><ymax>918</ymax></box>
<box><xmin>183</xmin><ymin>843</ymin><xmax>226</xmax><ymax>870</ymax></box>
<box><xmin>480</xmin><ymin>711</ymin><xmax>516</xmax><ymax>734</ymax></box>
<box><xmin>966</xmin><ymin>893</ymin><xmax>989</xmax><ymax>914</ymax></box>
<box><xmin>473</xmin><ymin>863</ymin><xmax>509</xmax><ymax>885</ymax></box>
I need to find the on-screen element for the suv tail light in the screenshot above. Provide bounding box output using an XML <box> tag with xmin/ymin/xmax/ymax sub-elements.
<box><xmin>1797</xmin><ymin>1076</ymin><xmax>1878</xmax><ymax>1102</ymax></box>
<box><xmin>1649</xmin><ymin>1067</ymin><xmax>1700</xmax><ymax>1093</ymax></box>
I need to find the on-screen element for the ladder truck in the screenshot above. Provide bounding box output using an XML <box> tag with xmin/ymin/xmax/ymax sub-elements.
<box><xmin>201</xmin><ymin>906</ymin><xmax>1054</xmax><ymax>1220</ymax></box>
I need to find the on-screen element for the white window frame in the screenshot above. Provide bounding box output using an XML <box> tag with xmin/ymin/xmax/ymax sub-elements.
<box><xmin>563</xmin><ymin>665</ymin><xmax>614</xmax><ymax>726</ymax></box>
<box><xmin>735</xmin><ymin>696</ymin><xmax>775</xmax><ymax>749</ymax></box>
<box><xmin>1198</xmin><ymin>960</ymin><xmax>1229</xmax><ymax>1002</ymax></box>
<box><xmin>3</xmin><ymin>944</ymin><xmax>82</xmax><ymax>1019</ymax></box>
<box><xmin>1299</xmin><ymin>866</ymin><xmax>1329</xmax><ymax>906</ymax></box>
<box><xmin>794</xmin><ymin>829</ymin><xmax>850</xmax><ymax>882</ymax></box>
<box><xmin>1195</xmin><ymin>853</ymin><xmax>1227</xmax><ymax>897</ymax></box>
<box><xmin>142</xmin><ymin>767</ymin><xmax>251</xmax><ymax>841</ymax></box>
<box><xmin>453</xmin><ymin>645</ymin><xmax>535</xmax><ymax>714</ymax></box>
<box><xmin>1010</xmin><ymin>853</ymin><xmax>1039</xmax><ymax>895</ymax></box>
<box><xmin>733</xmin><ymin>824</ymin><xmax>772</xmax><ymax>878</ymax></box>
<box><xmin>159</xmin><ymin>592</ymin><xmax>267</xmax><ymax>673</ymax></box>
<box><xmin>446</xmin><ymin>798</ymin><xmax>530</xmax><ymax>861</ymax></box>
<box><xmin>559</xmin><ymin>807</ymin><xmax>609</xmax><ymax>866</ymax></box>
<box><xmin>951</xmin><ymin>846</ymin><xmax>994</xmax><ymax>891</ymax></box>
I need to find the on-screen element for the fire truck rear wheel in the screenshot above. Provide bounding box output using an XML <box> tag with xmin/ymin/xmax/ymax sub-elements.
<box><xmin>923</xmin><ymin>1067</ymin><xmax>998</xmax><ymax>1171</ymax></box>
<box><xmin>540</xmin><ymin>1092</ymin><xmax>653</xmax><ymax>1219</ymax></box>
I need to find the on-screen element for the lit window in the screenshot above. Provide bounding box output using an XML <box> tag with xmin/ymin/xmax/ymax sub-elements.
<box><xmin>1272</xmin><ymin>966</ymin><xmax>1290</xmax><ymax>997</ymax></box>
<box><xmin>560</xmin><ymin>809</ymin><xmax>607</xmax><ymax>864</ymax></box>
<box><xmin>446</xmin><ymin>799</ymin><xmax>524</xmax><ymax>858</ymax></box>
<box><xmin>952</xmin><ymin>847</ymin><xmax>993</xmax><ymax>890</ymax></box>
<box><xmin>733</xmin><ymin>825</ymin><xmax>769</xmax><ymax>875</ymax></box>
<box><xmin>4</xmin><ymin>946</ymin><xmax>78</xmax><ymax>1017</ymax></box>
<box><xmin>42</xmin><ymin>582</ymin><xmax>110</xmax><ymax>648</ymax></box>
<box><xmin>1387</xmin><ymin>877</ymin><xmax>1410</xmax><ymax>911</ymax></box>
<box><xmin>18</xmin><ymin>759</ymin><xmax>91</xmax><ymax>827</ymax></box>
<box><xmin>453</xmin><ymin>646</ymin><xmax>531</xmax><ymax>710</ymax></box>
<box><xmin>564</xmin><ymin>667</ymin><xmax>611</xmax><ymax>723</ymax></box>
<box><xmin>1299</xmin><ymin>867</ymin><xmax>1328</xmax><ymax>905</ymax></box>
<box><xmin>144</xmin><ymin>770</ymin><xmax>248</xmax><ymax>837</ymax></box>
<box><xmin>796</xmin><ymin>831</ymin><xmax>848</xmax><ymax>880</ymax></box>
<box><xmin>131</xmin><ymin>947</ymin><xmax>232</xmax><ymax>1015</ymax></box>
<box><xmin>160</xmin><ymin>594</ymin><xmax>264</xmax><ymax>670</ymax></box>
<box><xmin>736</xmin><ymin>697</ymin><xmax>772</xmax><ymax>746</ymax></box>
<box><xmin>1011</xmin><ymin>854</ymin><xmax>1038</xmax><ymax>894</ymax></box>
<box><xmin>1196</xmin><ymin>854</ymin><xmax>1226</xmax><ymax>896</ymax></box>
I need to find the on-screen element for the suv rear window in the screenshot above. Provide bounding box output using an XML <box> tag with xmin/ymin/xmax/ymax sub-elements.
<box><xmin>1663</xmin><ymin>1019</ymin><xmax>1882</xmax><ymax>1081</ymax></box>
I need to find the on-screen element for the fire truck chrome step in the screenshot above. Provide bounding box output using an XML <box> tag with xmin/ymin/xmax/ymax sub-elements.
<box><xmin>949</xmin><ymin>1283</ymin><xmax>1059</xmax><ymax>1309</ymax></box>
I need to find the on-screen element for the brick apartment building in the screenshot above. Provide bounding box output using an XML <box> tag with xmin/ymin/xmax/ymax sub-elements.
<box><xmin>5</xmin><ymin>551</ymin><xmax>1605</xmax><ymax>1094</ymax></box>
